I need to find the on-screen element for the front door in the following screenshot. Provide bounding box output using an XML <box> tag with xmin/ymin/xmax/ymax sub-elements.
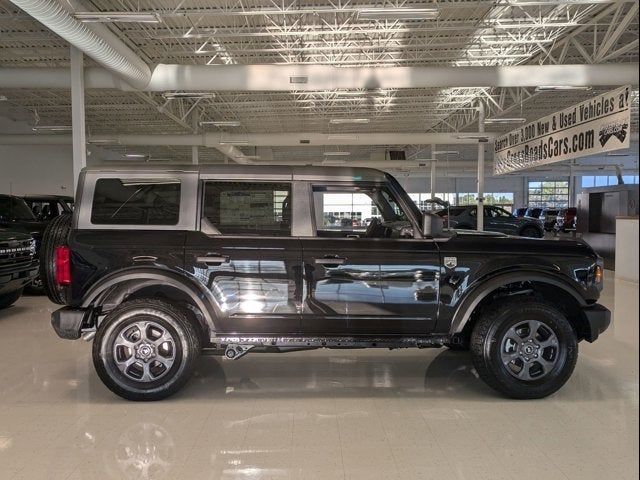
<box><xmin>302</xmin><ymin>183</ymin><xmax>440</xmax><ymax>336</ymax></box>
<box><xmin>185</xmin><ymin>180</ymin><xmax>302</xmax><ymax>335</ymax></box>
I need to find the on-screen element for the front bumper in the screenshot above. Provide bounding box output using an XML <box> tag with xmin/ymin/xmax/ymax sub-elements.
<box><xmin>581</xmin><ymin>303</ymin><xmax>611</xmax><ymax>342</ymax></box>
<box><xmin>0</xmin><ymin>262</ymin><xmax>39</xmax><ymax>295</ymax></box>
<box><xmin>51</xmin><ymin>306</ymin><xmax>93</xmax><ymax>340</ymax></box>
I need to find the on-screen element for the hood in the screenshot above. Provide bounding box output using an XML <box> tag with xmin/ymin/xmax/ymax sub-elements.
<box><xmin>452</xmin><ymin>230</ymin><xmax>597</xmax><ymax>258</ymax></box>
<box><xmin>0</xmin><ymin>229</ymin><xmax>34</xmax><ymax>243</ymax></box>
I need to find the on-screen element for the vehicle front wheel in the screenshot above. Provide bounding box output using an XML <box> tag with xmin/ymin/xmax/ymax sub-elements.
<box><xmin>92</xmin><ymin>299</ymin><xmax>201</xmax><ymax>401</ymax></box>
<box><xmin>470</xmin><ymin>298</ymin><xmax>577</xmax><ymax>399</ymax></box>
<box><xmin>0</xmin><ymin>288</ymin><xmax>23</xmax><ymax>310</ymax></box>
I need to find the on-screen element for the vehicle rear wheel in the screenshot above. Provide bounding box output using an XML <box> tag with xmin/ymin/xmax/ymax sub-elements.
<box><xmin>520</xmin><ymin>226</ymin><xmax>542</xmax><ymax>238</ymax></box>
<box><xmin>41</xmin><ymin>213</ymin><xmax>72</xmax><ymax>304</ymax></box>
<box><xmin>470</xmin><ymin>298</ymin><xmax>577</xmax><ymax>399</ymax></box>
<box><xmin>93</xmin><ymin>299</ymin><xmax>201</xmax><ymax>401</ymax></box>
<box><xmin>0</xmin><ymin>288</ymin><xmax>23</xmax><ymax>310</ymax></box>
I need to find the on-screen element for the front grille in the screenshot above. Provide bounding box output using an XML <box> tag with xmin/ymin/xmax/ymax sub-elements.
<box><xmin>0</xmin><ymin>239</ymin><xmax>35</xmax><ymax>269</ymax></box>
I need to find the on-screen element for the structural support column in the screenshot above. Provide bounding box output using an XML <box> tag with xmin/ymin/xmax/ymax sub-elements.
<box><xmin>70</xmin><ymin>46</ymin><xmax>86</xmax><ymax>194</ymax></box>
<box><xmin>476</xmin><ymin>101</ymin><xmax>485</xmax><ymax>231</ymax></box>
<box><xmin>191</xmin><ymin>110</ymin><xmax>199</xmax><ymax>165</ymax></box>
<box><xmin>430</xmin><ymin>144</ymin><xmax>436</xmax><ymax>200</ymax></box>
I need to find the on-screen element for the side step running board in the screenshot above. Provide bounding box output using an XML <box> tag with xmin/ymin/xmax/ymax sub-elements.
<box><xmin>212</xmin><ymin>335</ymin><xmax>451</xmax><ymax>352</ymax></box>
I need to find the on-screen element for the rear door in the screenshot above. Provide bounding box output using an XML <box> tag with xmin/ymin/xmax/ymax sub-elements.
<box><xmin>185</xmin><ymin>179</ymin><xmax>303</xmax><ymax>335</ymax></box>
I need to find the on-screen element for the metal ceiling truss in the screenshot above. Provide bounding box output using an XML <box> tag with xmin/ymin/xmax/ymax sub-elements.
<box><xmin>0</xmin><ymin>0</ymin><xmax>638</xmax><ymax>163</ymax></box>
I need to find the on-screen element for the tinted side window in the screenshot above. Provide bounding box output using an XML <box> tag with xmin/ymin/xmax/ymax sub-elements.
<box><xmin>91</xmin><ymin>178</ymin><xmax>181</xmax><ymax>225</ymax></box>
<box><xmin>203</xmin><ymin>182</ymin><xmax>291</xmax><ymax>236</ymax></box>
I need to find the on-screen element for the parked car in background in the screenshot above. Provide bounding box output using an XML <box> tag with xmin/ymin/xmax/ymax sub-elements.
<box><xmin>0</xmin><ymin>194</ymin><xmax>52</xmax><ymax>293</ymax></box>
<box><xmin>556</xmin><ymin>207</ymin><xmax>577</xmax><ymax>232</ymax></box>
<box><xmin>542</xmin><ymin>209</ymin><xmax>561</xmax><ymax>232</ymax></box>
<box><xmin>525</xmin><ymin>207</ymin><xmax>544</xmax><ymax>220</ymax></box>
<box><xmin>0</xmin><ymin>229</ymin><xmax>38</xmax><ymax>309</ymax></box>
<box><xmin>438</xmin><ymin>205</ymin><xmax>544</xmax><ymax>238</ymax></box>
<box><xmin>514</xmin><ymin>207</ymin><xmax>528</xmax><ymax>218</ymax></box>
<box><xmin>22</xmin><ymin>195</ymin><xmax>74</xmax><ymax>221</ymax></box>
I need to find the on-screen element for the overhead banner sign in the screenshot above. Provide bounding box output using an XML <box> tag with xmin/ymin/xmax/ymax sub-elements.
<box><xmin>494</xmin><ymin>85</ymin><xmax>631</xmax><ymax>175</ymax></box>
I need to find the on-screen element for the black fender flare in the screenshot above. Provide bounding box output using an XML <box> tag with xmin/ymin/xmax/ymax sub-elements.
<box><xmin>449</xmin><ymin>270</ymin><xmax>587</xmax><ymax>334</ymax></box>
<box><xmin>80</xmin><ymin>267</ymin><xmax>220</xmax><ymax>333</ymax></box>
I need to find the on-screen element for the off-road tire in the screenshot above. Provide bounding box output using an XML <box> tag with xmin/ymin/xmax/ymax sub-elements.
<box><xmin>0</xmin><ymin>289</ymin><xmax>23</xmax><ymax>310</ymax></box>
<box><xmin>93</xmin><ymin>299</ymin><xmax>201</xmax><ymax>401</ymax></box>
<box><xmin>470</xmin><ymin>298</ymin><xmax>578</xmax><ymax>399</ymax></box>
<box><xmin>41</xmin><ymin>213</ymin><xmax>72</xmax><ymax>304</ymax></box>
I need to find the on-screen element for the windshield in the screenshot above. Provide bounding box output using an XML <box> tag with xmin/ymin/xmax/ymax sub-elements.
<box><xmin>0</xmin><ymin>196</ymin><xmax>37</xmax><ymax>221</ymax></box>
<box><xmin>384</xmin><ymin>173</ymin><xmax>423</xmax><ymax>224</ymax></box>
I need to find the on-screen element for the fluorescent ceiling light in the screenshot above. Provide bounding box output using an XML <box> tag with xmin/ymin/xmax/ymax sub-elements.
<box><xmin>219</xmin><ymin>140</ymin><xmax>251</xmax><ymax>145</ymax></box>
<box><xmin>492</xmin><ymin>21</ymin><xmax>578</xmax><ymax>29</ymax></box>
<box><xmin>74</xmin><ymin>12</ymin><xmax>161</xmax><ymax>23</ymax></box>
<box><xmin>358</xmin><ymin>7</ymin><xmax>440</xmax><ymax>21</ymax></box>
<box><xmin>432</xmin><ymin>151</ymin><xmax>459</xmax><ymax>155</ymax></box>
<box><xmin>162</xmin><ymin>92</ymin><xmax>216</xmax><ymax>100</ymax></box>
<box><xmin>123</xmin><ymin>153</ymin><xmax>147</xmax><ymax>158</ymax></box>
<box><xmin>329</xmin><ymin>118</ymin><xmax>370</xmax><ymax>124</ymax></box>
<box><xmin>535</xmin><ymin>86</ymin><xmax>592</xmax><ymax>92</ymax></box>
<box><xmin>323</xmin><ymin>151</ymin><xmax>351</xmax><ymax>156</ymax></box>
<box><xmin>235</xmin><ymin>155</ymin><xmax>261</xmax><ymax>160</ymax></box>
<box><xmin>200</xmin><ymin>121</ymin><xmax>241</xmax><ymax>127</ymax></box>
<box><xmin>32</xmin><ymin>125</ymin><xmax>72</xmax><ymax>132</ymax></box>
<box><xmin>484</xmin><ymin>117</ymin><xmax>527</xmax><ymax>124</ymax></box>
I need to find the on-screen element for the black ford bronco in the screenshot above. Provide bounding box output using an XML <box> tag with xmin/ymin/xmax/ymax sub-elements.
<box><xmin>47</xmin><ymin>165</ymin><xmax>610</xmax><ymax>401</ymax></box>
<box><xmin>0</xmin><ymin>229</ymin><xmax>38</xmax><ymax>309</ymax></box>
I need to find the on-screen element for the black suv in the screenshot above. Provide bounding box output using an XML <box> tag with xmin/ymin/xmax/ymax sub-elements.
<box><xmin>0</xmin><ymin>229</ymin><xmax>38</xmax><ymax>309</ymax></box>
<box><xmin>48</xmin><ymin>165</ymin><xmax>610</xmax><ymax>401</ymax></box>
<box><xmin>0</xmin><ymin>194</ymin><xmax>53</xmax><ymax>293</ymax></box>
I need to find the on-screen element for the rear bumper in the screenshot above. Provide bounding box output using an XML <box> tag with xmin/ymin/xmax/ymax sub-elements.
<box><xmin>0</xmin><ymin>262</ymin><xmax>39</xmax><ymax>295</ymax></box>
<box><xmin>581</xmin><ymin>303</ymin><xmax>611</xmax><ymax>342</ymax></box>
<box><xmin>51</xmin><ymin>306</ymin><xmax>92</xmax><ymax>340</ymax></box>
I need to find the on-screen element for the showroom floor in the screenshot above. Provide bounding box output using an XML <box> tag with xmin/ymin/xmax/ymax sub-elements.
<box><xmin>0</xmin><ymin>273</ymin><xmax>637</xmax><ymax>480</ymax></box>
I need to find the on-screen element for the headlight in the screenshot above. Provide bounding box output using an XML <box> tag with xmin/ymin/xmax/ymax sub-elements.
<box><xmin>30</xmin><ymin>239</ymin><xmax>37</xmax><ymax>256</ymax></box>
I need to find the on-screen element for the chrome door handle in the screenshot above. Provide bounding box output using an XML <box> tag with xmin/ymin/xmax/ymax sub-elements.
<box><xmin>314</xmin><ymin>256</ymin><xmax>346</xmax><ymax>266</ymax></box>
<box><xmin>197</xmin><ymin>255</ymin><xmax>229</xmax><ymax>265</ymax></box>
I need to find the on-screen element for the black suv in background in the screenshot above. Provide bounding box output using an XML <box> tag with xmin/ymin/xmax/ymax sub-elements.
<box><xmin>22</xmin><ymin>195</ymin><xmax>73</xmax><ymax>221</ymax></box>
<box><xmin>47</xmin><ymin>165</ymin><xmax>609</xmax><ymax>401</ymax></box>
<box><xmin>0</xmin><ymin>229</ymin><xmax>38</xmax><ymax>309</ymax></box>
<box><xmin>0</xmin><ymin>194</ymin><xmax>67</xmax><ymax>293</ymax></box>
<box><xmin>437</xmin><ymin>205</ymin><xmax>545</xmax><ymax>238</ymax></box>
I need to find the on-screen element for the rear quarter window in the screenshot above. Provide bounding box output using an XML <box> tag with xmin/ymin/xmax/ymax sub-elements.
<box><xmin>90</xmin><ymin>178</ymin><xmax>181</xmax><ymax>225</ymax></box>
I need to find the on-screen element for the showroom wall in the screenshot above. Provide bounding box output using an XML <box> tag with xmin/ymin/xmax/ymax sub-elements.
<box><xmin>0</xmin><ymin>144</ymin><xmax>75</xmax><ymax>195</ymax></box>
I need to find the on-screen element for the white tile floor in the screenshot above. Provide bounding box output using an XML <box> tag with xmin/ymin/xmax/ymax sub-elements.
<box><xmin>0</xmin><ymin>272</ymin><xmax>637</xmax><ymax>480</ymax></box>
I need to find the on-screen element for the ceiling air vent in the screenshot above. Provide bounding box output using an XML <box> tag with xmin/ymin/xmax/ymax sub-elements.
<box><xmin>290</xmin><ymin>76</ymin><xmax>309</xmax><ymax>84</ymax></box>
<box><xmin>299</xmin><ymin>139</ymin><xmax>311</xmax><ymax>144</ymax></box>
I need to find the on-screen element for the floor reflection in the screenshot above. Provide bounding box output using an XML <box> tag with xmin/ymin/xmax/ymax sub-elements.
<box><xmin>0</xmin><ymin>274</ymin><xmax>637</xmax><ymax>480</ymax></box>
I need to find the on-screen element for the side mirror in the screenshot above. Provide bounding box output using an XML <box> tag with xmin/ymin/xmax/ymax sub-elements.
<box><xmin>422</xmin><ymin>212</ymin><xmax>444</xmax><ymax>237</ymax></box>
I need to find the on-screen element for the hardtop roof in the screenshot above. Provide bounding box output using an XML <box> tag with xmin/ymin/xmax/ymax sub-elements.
<box><xmin>81</xmin><ymin>164</ymin><xmax>389</xmax><ymax>183</ymax></box>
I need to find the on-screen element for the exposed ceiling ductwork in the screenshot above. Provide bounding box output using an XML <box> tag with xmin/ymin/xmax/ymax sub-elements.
<box><xmin>8</xmin><ymin>0</ymin><xmax>151</xmax><ymax>89</ymax></box>
<box><xmin>0</xmin><ymin>63</ymin><xmax>638</xmax><ymax>91</ymax></box>
<box><xmin>0</xmin><ymin>132</ymin><xmax>502</xmax><ymax>146</ymax></box>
